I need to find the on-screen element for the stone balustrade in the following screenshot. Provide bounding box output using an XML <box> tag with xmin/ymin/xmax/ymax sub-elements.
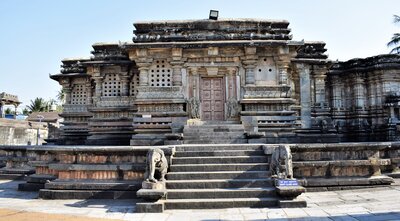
<box><xmin>11</xmin><ymin>145</ymin><xmax>174</xmax><ymax>198</ymax></box>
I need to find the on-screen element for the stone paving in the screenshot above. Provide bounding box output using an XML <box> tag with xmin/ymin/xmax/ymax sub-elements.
<box><xmin>0</xmin><ymin>180</ymin><xmax>400</xmax><ymax>221</ymax></box>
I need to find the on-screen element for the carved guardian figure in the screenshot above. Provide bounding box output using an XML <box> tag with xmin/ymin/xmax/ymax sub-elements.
<box><xmin>270</xmin><ymin>145</ymin><xmax>293</xmax><ymax>179</ymax></box>
<box><xmin>189</xmin><ymin>97</ymin><xmax>201</xmax><ymax>119</ymax></box>
<box><xmin>144</xmin><ymin>148</ymin><xmax>168</xmax><ymax>183</ymax></box>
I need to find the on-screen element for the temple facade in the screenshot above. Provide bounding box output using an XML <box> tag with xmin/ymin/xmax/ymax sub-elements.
<box><xmin>50</xmin><ymin>18</ymin><xmax>400</xmax><ymax>145</ymax></box>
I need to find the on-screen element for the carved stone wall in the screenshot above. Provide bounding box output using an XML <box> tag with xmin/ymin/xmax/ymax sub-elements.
<box><xmin>328</xmin><ymin>54</ymin><xmax>400</xmax><ymax>141</ymax></box>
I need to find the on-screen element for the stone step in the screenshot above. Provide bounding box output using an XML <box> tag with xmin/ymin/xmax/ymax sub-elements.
<box><xmin>184</xmin><ymin>124</ymin><xmax>244</xmax><ymax>130</ymax></box>
<box><xmin>183</xmin><ymin>134</ymin><xmax>246</xmax><ymax>139</ymax></box>
<box><xmin>175</xmin><ymin>144</ymin><xmax>263</xmax><ymax>151</ymax></box>
<box><xmin>183</xmin><ymin>139</ymin><xmax>248</xmax><ymax>144</ymax></box>
<box><xmin>166</xmin><ymin>178</ymin><xmax>273</xmax><ymax>189</ymax></box>
<box><xmin>164</xmin><ymin>197</ymin><xmax>278</xmax><ymax>210</ymax></box>
<box><xmin>172</xmin><ymin>156</ymin><xmax>268</xmax><ymax>164</ymax></box>
<box><xmin>45</xmin><ymin>179</ymin><xmax>141</xmax><ymax>191</ymax></box>
<box><xmin>0</xmin><ymin>168</ymin><xmax>35</xmax><ymax>174</ymax></box>
<box><xmin>167</xmin><ymin>187</ymin><xmax>276</xmax><ymax>199</ymax></box>
<box><xmin>174</xmin><ymin>150</ymin><xmax>265</xmax><ymax>157</ymax></box>
<box><xmin>166</xmin><ymin>171</ymin><xmax>271</xmax><ymax>180</ymax></box>
<box><xmin>183</xmin><ymin>131</ymin><xmax>245</xmax><ymax>136</ymax></box>
<box><xmin>39</xmin><ymin>189</ymin><xmax>136</xmax><ymax>199</ymax></box>
<box><xmin>169</xmin><ymin>163</ymin><xmax>269</xmax><ymax>172</ymax></box>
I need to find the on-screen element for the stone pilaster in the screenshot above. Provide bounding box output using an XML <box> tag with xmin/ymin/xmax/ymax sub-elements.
<box><xmin>64</xmin><ymin>87</ymin><xmax>72</xmax><ymax>104</ymax></box>
<box><xmin>93</xmin><ymin>77</ymin><xmax>103</xmax><ymax>98</ymax></box>
<box><xmin>171</xmin><ymin>63</ymin><xmax>183</xmax><ymax>86</ymax></box>
<box><xmin>120</xmin><ymin>75</ymin><xmax>130</xmax><ymax>96</ymax></box>
<box><xmin>171</xmin><ymin>48</ymin><xmax>183</xmax><ymax>86</ymax></box>
<box><xmin>85</xmin><ymin>79</ymin><xmax>93</xmax><ymax>105</ymax></box>
<box><xmin>297</xmin><ymin>64</ymin><xmax>311</xmax><ymax>128</ymax></box>
<box><xmin>227</xmin><ymin>67</ymin><xmax>237</xmax><ymax>100</ymax></box>
<box><xmin>278</xmin><ymin>63</ymin><xmax>290</xmax><ymax>85</ymax></box>
<box><xmin>353</xmin><ymin>72</ymin><xmax>367</xmax><ymax>110</ymax></box>
<box><xmin>243</xmin><ymin>47</ymin><xmax>257</xmax><ymax>85</ymax></box>
<box><xmin>313</xmin><ymin>68</ymin><xmax>328</xmax><ymax>107</ymax></box>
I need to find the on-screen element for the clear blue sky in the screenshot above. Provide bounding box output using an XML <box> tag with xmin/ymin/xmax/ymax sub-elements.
<box><xmin>0</xmin><ymin>0</ymin><xmax>399</xmax><ymax>111</ymax></box>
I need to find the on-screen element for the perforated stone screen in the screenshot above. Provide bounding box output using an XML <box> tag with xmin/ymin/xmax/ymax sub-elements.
<box><xmin>130</xmin><ymin>74</ymin><xmax>140</xmax><ymax>96</ymax></box>
<box><xmin>103</xmin><ymin>74</ymin><xmax>121</xmax><ymax>96</ymax></box>
<box><xmin>71</xmin><ymin>84</ymin><xmax>87</xmax><ymax>105</ymax></box>
<box><xmin>149</xmin><ymin>59</ymin><xmax>172</xmax><ymax>87</ymax></box>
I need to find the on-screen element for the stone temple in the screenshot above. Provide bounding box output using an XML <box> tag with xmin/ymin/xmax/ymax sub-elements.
<box><xmin>1</xmin><ymin>16</ymin><xmax>400</xmax><ymax>213</ymax></box>
<box><xmin>50</xmin><ymin>18</ymin><xmax>400</xmax><ymax>146</ymax></box>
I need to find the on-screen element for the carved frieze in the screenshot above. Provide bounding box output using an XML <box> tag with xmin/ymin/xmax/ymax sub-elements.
<box><xmin>242</xmin><ymin>86</ymin><xmax>292</xmax><ymax>99</ymax></box>
<box><xmin>136</xmin><ymin>86</ymin><xmax>184</xmax><ymax>100</ymax></box>
<box><xmin>63</xmin><ymin>104</ymin><xmax>89</xmax><ymax>113</ymax></box>
<box><xmin>94</xmin><ymin>97</ymin><xmax>135</xmax><ymax>107</ymax></box>
<box><xmin>138</xmin><ymin>104</ymin><xmax>183</xmax><ymax>112</ymax></box>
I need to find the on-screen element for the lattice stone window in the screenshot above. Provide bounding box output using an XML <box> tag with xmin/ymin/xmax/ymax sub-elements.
<box><xmin>149</xmin><ymin>59</ymin><xmax>172</xmax><ymax>87</ymax></box>
<box><xmin>103</xmin><ymin>74</ymin><xmax>121</xmax><ymax>96</ymax></box>
<box><xmin>71</xmin><ymin>84</ymin><xmax>87</xmax><ymax>105</ymax></box>
<box><xmin>130</xmin><ymin>74</ymin><xmax>140</xmax><ymax>96</ymax></box>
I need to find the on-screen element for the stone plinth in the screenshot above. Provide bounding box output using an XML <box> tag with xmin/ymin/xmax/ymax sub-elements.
<box><xmin>10</xmin><ymin>145</ymin><xmax>174</xmax><ymax>199</ymax></box>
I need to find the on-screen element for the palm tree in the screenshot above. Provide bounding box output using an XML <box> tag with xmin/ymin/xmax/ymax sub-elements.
<box><xmin>56</xmin><ymin>88</ymin><xmax>65</xmax><ymax>104</ymax></box>
<box><xmin>388</xmin><ymin>15</ymin><xmax>400</xmax><ymax>54</ymax></box>
<box><xmin>27</xmin><ymin>97</ymin><xmax>48</xmax><ymax>112</ymax></box>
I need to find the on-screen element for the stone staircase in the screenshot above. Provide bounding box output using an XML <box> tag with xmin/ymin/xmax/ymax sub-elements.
<box><xmin>147</xmin><ymin>144</ymin><xmax>306</xmax><ymax>211</ymax></box>
<box><xmin>183</xmin><ymin>123</ymin><xmax>247</xmax><ymax>144</ymax></box>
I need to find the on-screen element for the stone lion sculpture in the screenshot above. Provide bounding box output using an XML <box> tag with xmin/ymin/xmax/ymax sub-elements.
<box><xmin>270</xmin><ymin>145</ymin><xmax>293</xmax><ymax>179</ymax></box>
<box><xmin>144</xmin><ymin>148</ymin><xmax>168</xmax><ymax>183</ymax></box>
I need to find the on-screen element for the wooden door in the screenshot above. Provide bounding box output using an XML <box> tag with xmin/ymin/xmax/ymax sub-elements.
<box><xmin>201</xmin><ymin>77</ymin><xmax>224</xmax><ymax>121</ymax></box>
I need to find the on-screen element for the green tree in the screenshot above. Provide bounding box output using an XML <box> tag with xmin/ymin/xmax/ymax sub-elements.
<box><xmin>388</xmin><ymin>15</ymin><xmax>400</xmax><ymax>54</ymax></box>
<box><xmin>5</xmin><ymin>107</ymin><xmax>12</xmax><ymax>115</ymax></box>
<box><xmin>27</xmin><ymin>97</ymin><xmax>48</xmax><ymax>112</ymax></box>
<box><xmin>56</xmin><ymin>88</ymin><xmax>65</xmax><ymax>104</ymax></box>
<box><xmin>22</xmin><ymin>108</ymin><xmax>30</xmax><ymax>115</ymax></box>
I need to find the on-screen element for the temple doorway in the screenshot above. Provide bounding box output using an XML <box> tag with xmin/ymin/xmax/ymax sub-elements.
<box><xmin>200</xmin><ymin>77</ymin><xmax>225</xmax><ymax>121</ymax></box>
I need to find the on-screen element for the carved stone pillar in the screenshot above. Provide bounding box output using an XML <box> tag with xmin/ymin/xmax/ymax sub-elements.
<box><xmin>354</xmin><ymin>73</ymin><xmax>367</xmax><ymax>110</ymax></box>
<box><xmin>243</xmin><ymin>47</ymin><xmax>257</xmax><ymax>85</ymax></box>
<box><xmin>331</xmin><ymin>76</ymin><xmax>343</xmax><ymax>110</ymax></box>
<box><xmin>138</xmin><ymin>66</ymin><xmax>149</xmax><ymax>86</ymax></box>
<box><xmin>171</xmin><ymin>63</ymin><xmax>183</xmax><ymax>86</ymax></box>
<box><xmin>244</xmin><ymin>66</ymin><xmax>255</xmax><ymax>85</ymax></box>
<box><xmin>85</xmin><ymin>79</ymin><xmax>93</xmax><ymax>105</ymax></box>
<box><xmin>93</xmin><ymin>77</ymin><xmax>103</xmax><ymax>98</ymax></box>
<box><xmin>64</xmin><ymin>87</ymin><xmax>72</xmax><ymax>104</ymax></box>
<box><xmin>297</xmin><ymin>64</ymin><xmax>311</xmax><ymax>128</ymax></box>
<box><xmin>314</xmin><ymin>69</ymin><xmax>327</xmax><ymax>107</ymax></box>
<box><xmin>278</xmin><ymin>63</ymin><xmax>290</xmax><ymax>85</ymax></box>
<box><xmin>120</xmin><ymin>75</ymin><xmax>130</xmax><ymax>96</ymax></box>
<box><xmin>227</xmin><ymin>68</ymin><xmax>237</xmax><ymax>100</ymax></box>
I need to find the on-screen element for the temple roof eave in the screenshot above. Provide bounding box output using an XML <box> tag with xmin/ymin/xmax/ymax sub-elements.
<box><xmin>80</xmin><ymin>60</ymin><xmax>132</xmax><ymax>66</ymax></box>
<box><xmin>50</xmin><ymin>73</ymin><xmax>89</xmax><ymax>80</ymax></box>
<box><xmin>125</xmin><ymin>40</ymin><xmax>303</xmax><ymax>49</ymax></box>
